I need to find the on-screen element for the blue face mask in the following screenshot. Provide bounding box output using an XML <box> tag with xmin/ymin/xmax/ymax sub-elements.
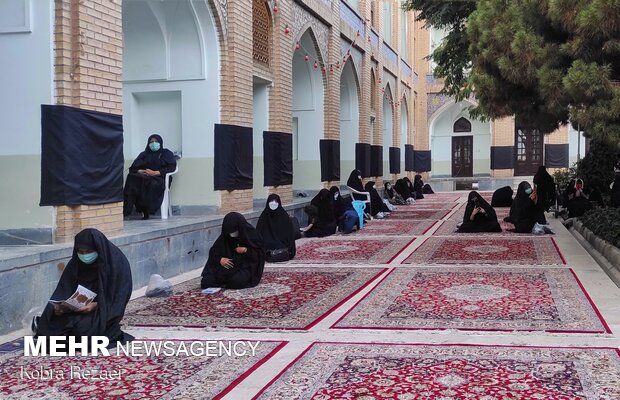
<box><xmin>525</xmin><ymin>187</ymin><xmax>533</xmax><ymax>195</ymax></box>
<box><xmin>78</xmin><ymin>252</ymin><xmax>98</xmax><ymax>264</ymax></box>
<box><xmin>149</xmin><ymin>142</ymin><xmax>161</xmax><ymax>152</ymax></box>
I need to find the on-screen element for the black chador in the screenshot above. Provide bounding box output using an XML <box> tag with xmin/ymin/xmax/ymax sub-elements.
<box><xmin>458</xmin><ymin>191</ymin><xmax>502</xmax><ymax>233</ymax></box>
<box><xmin>123</xmin><ymin>134</ymin><xmax>177</xmax><ymax>219</ymax></box>
<box><xmin>35</xmin><ymin>229</ymin><xmax>133</xmax><ymax>346</ymax></box>
<box><xmin>256</xmin><ymin>194</ymin><xmax>297</xmax><ymax>262</ymax></box>
<box><xmin>201</xmin><ymin>213</ymin><xmax>265</xmax><ymax>289</ymax></box>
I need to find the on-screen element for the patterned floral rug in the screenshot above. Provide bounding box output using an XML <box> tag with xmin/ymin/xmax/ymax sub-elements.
<box><xmin>333</xmin><ymin>267</ymin><xmax>610</xmax><ymax>332</ymax></box>
<box><xmin>385</xmin><ymin>209</ymin><xmax>451</xmax><ymax>220</ymax></box>
<box><xmin>0</xmin><ymin>340</ymin><xmax>284</xmax><ymax>400</ymax></box>
<box><xmin>123</xmin><ymin>267</ymin><xmax>384</xmax><ymax>329</ymax></box>
<box><xmin>433</xmin><ymin>219</ymin><xmax>529</xmax><ymax>236</ymax></box>
<box><xmin>256</xmin><ymin>343</ymin><xmax>620</xmax><ymax>399</ymax></box>
<box><xmin>402</xmin><ymin>237</ymin><xmax>565</xmax><ymax>265</ymax></box>
<box><xmin>417</xmin><ymin>193</ymin><xmax>464</xmax><ymax>202</ymax></box>
<box><xmin>352</xmin><ymin>219</ymin><xmax>438</xmax><ymax>237</ymax></box>
<box><xmin>287</xmin><ymin>237</ymin><xmax>414</xmax><ymax>264</ymax></box>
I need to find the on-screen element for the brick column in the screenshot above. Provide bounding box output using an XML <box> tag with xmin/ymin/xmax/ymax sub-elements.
<box><xmin>219</xmin><ymin>0</ymin><xmax>255</xmax><ymax>213</ymax></box>
<box><xmin>53</xmin><ymin>0</ymin><xmax>123</xmax><ymax>243</ymax></box>
<box><xmin>267</xmin><ymin>0</ymin><xmax>294</xmax><ymax>204</ymax></box>
<box><xmin>491</xmin><ymin>116</ymin><xmax>516</xmax><ymax>177</ymax></box>
<box><xmin>358</xmin><ymin>0</ymin><xmax>372</xmax><ymax>146</ymax></box>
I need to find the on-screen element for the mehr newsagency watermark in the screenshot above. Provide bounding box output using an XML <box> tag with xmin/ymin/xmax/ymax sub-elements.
<box><xmin>16</xmin><ymin>336</ymin><xmax>261</xmax><ymax>381</ymax></box>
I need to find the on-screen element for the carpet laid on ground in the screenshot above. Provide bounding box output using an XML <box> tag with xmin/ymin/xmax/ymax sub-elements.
<box><xmin>402</xmin><ymin>236</ymin><xmax>565</xmax><ymax>265</ymax></box>
<box><xmin>287</xmin><ymin>237</ymin><xmax>413</xmax><ymax>264</ymax></box>
<box><xmin>449</xmin><ymin>205</ymin><xmax>511</xmax><ymax>221</ymax></box>
<box><xmin>0</xmin><ymin>340</ymin><xmax>284</xmax><ymax>400</ymax></box>
<box><xmin>385</xmin><ymin>209</ymin><xmax>451</xmax><ymax>220</ymax></box>
<box><xmin>417</xmin><ymin>193</ymin><xmax>463</xmax><ymax>202</ymax></box>
<box><xmin>352</xmin><ymin>219</ymin><xmax>437</xmax><ymax>237</ymax></box>
<box><xmin>433</xmin><ymin>219</ymin><xmax>529</xmax><ymax>236</ymax></box>
<box><xmin>123</xmin><ymin>267</ymin><xmax>384</xmax><ymax>329</ymax></box>
<box><xmin>333</xmin><ymin>267</ymin><xmax>610</xmax><ymax>332</ymax></box>
<box><xmin>255</xmin><ymin>343</ymin><xmax>620</xmax><ymax>399</ymax></box>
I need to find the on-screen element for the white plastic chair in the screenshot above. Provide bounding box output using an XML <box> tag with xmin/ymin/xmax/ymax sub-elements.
<box><xmin>347</xmin><ymin>186</ymin><xmax>372</xmax><ymax>218</ymax></box>
<box><xmin>160</xmin><ymin>165</ymin><xmax>178</xmax><ymax>219</ymax></box>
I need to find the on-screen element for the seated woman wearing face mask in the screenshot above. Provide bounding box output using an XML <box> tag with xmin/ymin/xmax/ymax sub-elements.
<box><xmin>123</xmin><ymin>134</ymin><xmax>177</xmax><ymax>220</ymax></box>
<box><xmin>384</xmin><ymin>182</ymin><xmax>407</xmax><ymax>205</ymax></box>
<box><xmin>458</xmin><ymin>191</ymin><xmax>502</xmax><ymax>233</ymax></box>
<box><xmin>364</xmin><ymin>181</ymin><xmax>390</xmax><ymax>218</ymax></box>
<box><xmin>330</xmin><ymin>186</ymin><xmax>359</xmax><ymax>234</ymax></box>
<box><xmin>256</xmin><ymin>194</ymin><xmax>297</xmax><ymax>262</ymax></box>
<box><xmin>563</xmin><ymin>178</ymin><xmax>594</xmax><ymax>218</ymax></box>
<box><xmin>506</xmin><ymin>181</ymin><xmax>539</xmax><ymax>233</ymax></box>
<box><xmin>34</xmin><ymin>229</ymin><xmax>134</xmax><ymax>348</ymax></box>
<box><xmin>201</xmin><ymin>213</ymin><xmax>265</xmax><ymax>289</ymax></box>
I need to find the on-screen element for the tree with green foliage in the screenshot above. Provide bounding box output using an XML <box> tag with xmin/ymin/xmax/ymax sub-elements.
<box><xmin>402</xmin><ymin>0</ymin><xmax>620</xmax><ymax>144</ymax></box>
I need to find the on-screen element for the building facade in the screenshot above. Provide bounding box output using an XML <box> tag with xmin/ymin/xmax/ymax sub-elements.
<box><xmin>0</xmin><ymin>0</ymin><xmax>579</xmax><ymax>242</ymax></box>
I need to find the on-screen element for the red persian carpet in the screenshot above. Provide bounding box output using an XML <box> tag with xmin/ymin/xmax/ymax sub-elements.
<box><xmin>352</xmin><ymin>219</ymin><xmax>437</xmax><ymax>237</ymax></box>
<box><xmin>255</xmin><ymin>343</ymin><xmax>620</xmax><ymax>399</ymax></box>
<box><xmin>417</xmin><ymin>193</ymin><xmax>463</xmax><ymax>202</ymax></box>
<box><xmin>288</xmin><ymin>237</ymin><xmax>414</xmax><ymax>264</ymax></box>
<box><xmin>332</xmin><ymin>267</ymin><xmax>610</xmax><ymax>333</ymax></box>
<box><xmin>123</xmin><ymin>267</ymin><xmax>384</xmax><ymax>329</ymax></box>
<box><xmin>433</xmin><ymin>219</ymin><xmax>528</xmax><ymax>236</ymax></box>
<box><xmin>385</xmin><ymin>209</ymin><xmax>451</xmax><ymax>220</ymax></box>
<box><xmin>402</xmin><ymin>236</ymin><xmax>565</xmax><ymax>265</ymax></box>
<box><xmin>0</xmin><ymin>340</ymin><xmax>284</xmax><ymax>400</ymax></box>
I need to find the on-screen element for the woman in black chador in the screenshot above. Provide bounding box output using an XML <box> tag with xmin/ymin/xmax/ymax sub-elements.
<box><xmin>507</xmin><ymin>181</ymin><xmax>538</xmax><ymax>233</ymax></box>
<box><xmin>458</xmin><ymin>191</ymin><xmax>502</xmax><ymax>233</ymax></box>
<box><xmin>302</xmin><ymin>189</ymin><xmax>337</xmax><ymax>237</ymax></box>
<box><xmin>533</xmin><ymin>165</ymin><xmax>556</xmax><ymax>224</ymax></box>
<box><xmin>201</xmin><ymin>213</ymin><xmax>265</xmax><ymax>289</ymax></box>
<box><xmin>491</xmin><ymin>186</ymin><xmax>513</xmax><ymax>207</ymax></box>
<box><xmin>35</xmin><ymin>229</ymin><xmax>133</xmax><ymax>347</ymax></box>
<box><xmin>256</xmin><ymin>194</ymin><xmax>297</xmax><ymax>262</ymax></box>
<box><xmin>346</xmin><ymin>169</ymin><xmax>366</xmax><ymax>201</ymax></box>
<box><xmin>364</xmin><ymin>181</ymin><xmax>390</xmax><ymax>217</ymax></box>
<box><xmin>394</xmin><ymin>178</ymin><xmax>413</xmax><ymax>201</ymax></box>
<box><xmin>124</xmin><ymin>134</ymin><xmax>177</xmax><ymax>219</ymax></box>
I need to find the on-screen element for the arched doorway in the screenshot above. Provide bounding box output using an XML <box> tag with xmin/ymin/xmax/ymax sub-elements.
<box><xmin>400</xmin><ymin>96</ymin><xmax>409</xmax><ymax>173</ymax></box>
<box><xmin>382</xmin><ymin>83</ymin><xmax>393</xmax><ymax>180</ymax></box>
<box><xmin>292</xmin><ymin>29</ymin><xmax>325</xmax><ymax>190</ymax></box>
<box><xmin>428</xmin><ymin>100</ymin><xmax>491</xmax><ymax>178</ymax></box>
<box><xmin>370</xmin><ymin>70</ymin><xmax>377</xmax><ymax>145</ymax></box>
<box><xmin>340</xmin><ymin>60</ymin><xmax>360</xmax><ymax>180</ymax></box>
<box><xmin>122</xmin><ymin>0</ymin><xmax>221</xmax><ymax>207</ymax></box>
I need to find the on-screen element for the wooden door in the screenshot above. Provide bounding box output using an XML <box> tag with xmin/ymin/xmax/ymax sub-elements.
<box><xmin>514</xmin><ymin>128</ymin><xmax>543</xmax><ymax>176</ymax></box>
<box><xmin>452</xmin><ymin>136</ymin><xmax>473</xmax><ymax>177</ymax></box>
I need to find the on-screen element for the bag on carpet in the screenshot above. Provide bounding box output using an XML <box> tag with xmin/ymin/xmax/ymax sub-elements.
<box><xmin>531</xmin><ymin>222</ymin><xmax>546</xmax><ymax>235</ymax></box>
<box><xmin>382</xmin><ymin>199</ymin><xmax>395</xmax><ymax>211</ymax></box>
<box><xmin>145</xmin><ymin>274</ymin><xmax>173</xmax><ymax>297</ymax></box>
<box><xmin>266</xmin><ymin>248</ymin><xmax>291</xmax><ymax>263</ymax></box>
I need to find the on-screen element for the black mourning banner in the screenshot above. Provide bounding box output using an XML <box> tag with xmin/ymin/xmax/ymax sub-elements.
<box><xmin>490</xmin><ymin>146</ymin><xmax>514</xmax><ymax>169</ymax></box>
<box><xmin>370</xmin><ymin>145</ymin><xmax>383</xmax><ymax>177</ymax></box>
<box><xmin>413</xmin><ymin>150</ymin><xmax>432</xmax><ymax>172</ymax></box>
<box><xmin>355</xmin><ymin>143</ymin><xmax>371</xmax><ymax>177</ymax></box>
<box><xmin>389</xmin><ymin>147</ymin><xmax>401</xmax><ymax>174</ymax></box>
<box><xmin>214</xmin><ymin>124</ymin><xmax>253</xmax><ymax>190</ymax></box>
<box><xmin>319</xmin><ymin>139</ymin><xmax>340</xmax><ymax>182</ymax></box>
<box><xmin>405</xmin><ymin>144</ymin><xmax>414</xmax><ymax>171</ymax></box>
<box><xmin>263</xmin><ymin>131</ymin><xmax>293</xmax><ymax>187</ymax></box>
<box><xmin>545</xmin><ymin>144</ymin><xmax>569</xmax><ymax>168</ymax></box>
<box><xmin>40</xmin><ymin>104</ymin><xmax>124</xmax><ymax>206</ymax></box>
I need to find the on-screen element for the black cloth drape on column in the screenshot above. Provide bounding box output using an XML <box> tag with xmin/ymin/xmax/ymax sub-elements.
<box><xmin>319</xmin><ymin>139</ymin><xmax>340</xmax><ymax>181</ymax></box>
<box><xmin>405</xmin><ymin>144</ymin><xmax>414</xmax><ymax>171</ymax></box>
<box><xmin>355</xmin><ymin>143</ymin><xmax>371</xmax><ymax>178</ymax></box>
<box><xmin>389</xmin><ymin>147</ymin><xmax>401</xmax><ymax>174</ymax></box>
<box><xmin>214</xmin><ymin>124</ymin><xmax>253</xmax><ymax>190</ymax></box>
<box><xmin>370</xmin><ymin>145</ymin><xmax>383</xmax><ymax>177</ymax></box>
<box><xmin>263</xmin><ymin>131</ymin><xmax>293</xmax><ymax>186</ymax></box>
<box><xmin>413</xmin><ymin>150</ymin><xmax>431</xmax><ymax>172</ymax></box>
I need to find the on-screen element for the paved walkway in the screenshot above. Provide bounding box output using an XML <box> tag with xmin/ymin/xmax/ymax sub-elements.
<box><xmin>1</xmin><ymin>192</ymin><xmax>619</xmax><ymax>399</ymax></box>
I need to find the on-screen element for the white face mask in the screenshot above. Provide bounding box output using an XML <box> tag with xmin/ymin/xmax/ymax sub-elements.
<box><xmin>268</xmin><ymin>201</ymin><xmax>279</xmax><ymax>210</ymax></box>
<box><xmin>373</xmin><ymin>185</ymin><xmax>376</xmax><ymax>189</ymax></box>
<box><xmin>334</xmin><ymin>193</ymin><xmax>339</xmax><ymax>200</ymax></box>
<box><xmin>387</xmin><ymin>184</ymin><xmax>391</xmax><ymax>190</ymax></box>
<box><xmin>358</xmin><ymin>176</ymin><xmax>362</xmax><ymax>180</ymax></box>
<box><xmin>229</xmin><ymin>231</ymin><xmax>239</xmax><ymax>238</ymax></box>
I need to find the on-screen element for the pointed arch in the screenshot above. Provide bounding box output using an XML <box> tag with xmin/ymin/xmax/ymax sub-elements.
<box><xmin>453</xmin><ymin>116</ymin><xmax>471</xmax><ymax>132</ymax></box>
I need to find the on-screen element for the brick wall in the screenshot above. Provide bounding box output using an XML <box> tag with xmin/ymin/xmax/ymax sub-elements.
<box><xmin>53</xmin><ymin>0</ymin><xmax>123</xmax><ymax>243</ymax></box>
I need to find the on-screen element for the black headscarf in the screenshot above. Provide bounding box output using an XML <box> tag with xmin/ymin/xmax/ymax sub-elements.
<box><xmin>346</xmin><ymin>169</ymin><xmax>364</xmax><ymax>192</ymax></box>
<box><xmin>204</xmin><ymin>212</ymin><xmax>265</xmax><ymax>288</ymax></box>
<box><xmin>365</xmin><ymin>181</ymin><xmax>389</xmax><ymax>215</ymax></box>
<box><xmin>394</xmin><ymin>178</ymin><xmax>412</xmax><ymax>199</ymax></box>
<box><xmin>129</xmin><ymin>134</ymin><xmax>177</xmax><ymax>175</ymax></box>
<box><xmin>463</xmin><ymin>191</ymin><xmax>498</xmax><ymax>225</ymax></box>
<box><xmin>509</xmin><ymin>181</ymin><xmax>536</xmax><ymax>233</ymax></box>
<box><xmin>491</xmin><ymin>186</ymin><xmax>514</xmax><ymax>207</ymax></box>
<box><xmin>36</xmin><ymin>229</ymin><xmax>133</xmax><ymax>342</ymax></box>
<box><xmin>533</xmin><ymin>165</ymin><xmax>556</xmax><ymax>208</ymax></box>
<box><xmin>311</xmin><ymin>189</ymin><xmax>336</xmax><ymax>226</ymax></box>
<box><xmin>413</xmin><ymin>175</ymin><xmax>425</xmax><ymax>199</ymax></box>
<box><xmin>330</xmin><ymin>186</ymin><xmax>352</xmax><ymax>218</ymax></box>
<box><xmin>256</xmin><ymin>194</ymin><xmax>294</xmax><ymax>251</ymax></box>
<box><xmin>384</xmin><ymin>182</ymin><xmax>395</xmax><ymax>199</ymax></box>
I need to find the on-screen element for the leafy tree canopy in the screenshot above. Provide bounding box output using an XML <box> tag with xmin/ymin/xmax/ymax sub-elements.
<box><xmin>402</xmin><ymin>0</ymin><xmax>620</xmax><ymax>144</ymax></box>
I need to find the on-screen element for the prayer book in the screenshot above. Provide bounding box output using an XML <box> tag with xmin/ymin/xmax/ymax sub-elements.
<box><xmin>201</xmin><ymin>287</ymin><xmax>222</xmax><ymax>295</ymax></box>
<box><xmin>49</xmin><ymin>285</ymin><xmax>97</xmax><ymax>312</ymax></box>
